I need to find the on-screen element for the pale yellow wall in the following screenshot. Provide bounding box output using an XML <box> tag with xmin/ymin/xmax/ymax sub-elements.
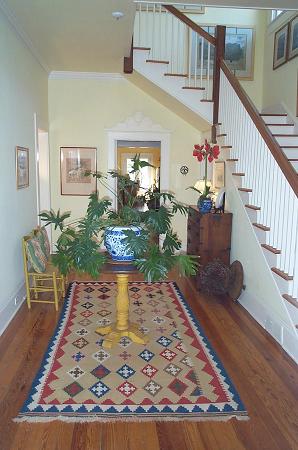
<box><xmin>48</xmin><ymin>77</ymin><xmax>202</xmax><ymax>248</ymax></box>
<box><xmin>189</xmin><ymin>7</ymin><xmax>267</xmax><ymax>109</ymax></box>
<box><xmin>262</xmin><ymin>11</ymin><xmax>298</xmax><ymax>118</ymax></box>
<box><xmin>0</xmin><ymin>10</ymin><xmax>48</xmax><ymax>315</ymax></box>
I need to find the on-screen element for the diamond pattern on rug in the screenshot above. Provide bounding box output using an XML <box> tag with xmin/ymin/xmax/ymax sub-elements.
<box><xmin>17</xmin><ymin>281</ymin><xmax>247</xmax><ymax>422</ymax></box>
<box><xmin>89</xmin><ymin>381</ymin><xmax>110</xmax><ymax>399</ymax></box>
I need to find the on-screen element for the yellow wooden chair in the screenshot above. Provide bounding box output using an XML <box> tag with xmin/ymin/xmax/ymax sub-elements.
<box><xmin>22</xmin><ymin>231</ymin><xmax>66</xmax><ymax>311</ymax></box>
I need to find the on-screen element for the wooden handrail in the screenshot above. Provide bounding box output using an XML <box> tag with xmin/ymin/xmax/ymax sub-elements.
<box><xmin>220</xmin><ymin>59</ymin><xmax>298</xmax><ymax>197</ymax></box>
<box><xmin>162</xmin><ymin>5</ymin><xmax>216</xmax><ymax>46</ymax></box>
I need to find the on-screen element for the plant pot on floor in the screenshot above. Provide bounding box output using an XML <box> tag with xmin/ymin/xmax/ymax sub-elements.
<box><xmin>104</xmin><ymin>226</ymin><xmax>141</xmax><ymax>261</ymax></box>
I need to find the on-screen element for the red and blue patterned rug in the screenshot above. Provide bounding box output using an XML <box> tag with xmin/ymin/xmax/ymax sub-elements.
<box><xmin>16</xmin><ymin>281</ymin><xmax>248</xmax><ymax>422</ymax></box>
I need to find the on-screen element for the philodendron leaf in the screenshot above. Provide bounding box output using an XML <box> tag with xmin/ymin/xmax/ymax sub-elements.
<box><xmin>39</xmin><ymin>209</ymin><xmax>71</xmax><ymax>231</ymax></box>
<box><xmin>171</xmin><ymin>202</ymin><xmax>189</xmax><ymax>216</ymax></box>
<box><xmin>174</xmin><ymin>254</ymin><xmax>199</xmax><ymax>277</ymax></box>
<box><xmin>123</xmin><ymin>229</ymin><xmax>149</xmax><ymax>258</ymax></box>
<box><xmin>134</xmin><ymin>245</ymin><xmax>175</xmax><ymax>282</ymax></box>
<box><xmin>130</xmin><ymin>154</ymin><xmax>154</xmax><ymax>173</ymax></box>
<box><xmin>145</xmin><ymin>205</ymin><xmax>172</xmax><ymax>234</ymax></box>
<box><xmin>162</xmin><ymin>230</ymin><xmax>181</xmax><ymax>253</ymax></box>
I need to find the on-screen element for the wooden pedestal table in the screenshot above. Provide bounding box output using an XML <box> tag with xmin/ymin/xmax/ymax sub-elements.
<box><xmin>95</xmin><ymin>261</ymin><xmax>149</xmax><ymax>348</ymax></box>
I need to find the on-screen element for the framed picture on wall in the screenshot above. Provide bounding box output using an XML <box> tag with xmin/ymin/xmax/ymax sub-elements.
<box><xmin>60</xmin><ymin>147</ymin><xmax>97</xmax><ymax>195</ymax></box>
<box><xmin>16</xmin><ymin>146</ymin><xmax>29</xmax><ymax>189</ymax></box>
<box><xmin>288</xmin><ymin>14</ymin><xmax>298</xmax><ymax>61</ymax></box>
<box><xmin>273</xmin><ymin>23</ymin><xmax>289</xmax><ymax>69</ymax></box>
<box><xmin>213</xmin><ymin>160</ymin><xmax>225</xmax><ymax>190</ymax></box>
<box><xmin>190</xmin><ymin>26</ymin><xmax>255</xmax><ymax>80</ymax></box>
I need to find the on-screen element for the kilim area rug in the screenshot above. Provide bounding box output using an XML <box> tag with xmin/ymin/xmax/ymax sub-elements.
<box><xmin>16</xmin><ymin>281</ymin><xmax>248</xmax><ymax>422</ymax></box>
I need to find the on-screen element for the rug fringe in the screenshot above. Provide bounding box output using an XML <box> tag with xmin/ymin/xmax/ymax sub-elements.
<box><xmin>13</xmin><ymin>414</ymin><xmax>248</xmax><ymax>424</ymax></box>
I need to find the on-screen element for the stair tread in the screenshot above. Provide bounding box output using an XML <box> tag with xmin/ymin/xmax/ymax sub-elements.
<box><xmin>226</xmin><ymin>158</ymin><xmax>238</xmax><ymax>161</ymax></box>
<box><xmin>164</xmin><ymin>73</ymin><xmax>188</xmax><ymax>77</ymax></box>
<box><xmin>182</xmin><ymin>86</ymin><xmax>205</xmax><ymax>90</ymax></box>
<box><xmin>288</xmin><ymin>158</ymin><xmax>298</xmax><ymax>161</ymax></box>
<box><xmin>281</xmin><ymin>146</ymin><xmax>298</xmax><ymax>148</ymax></box>
<box><xmin>267</xmin><ymin>123</ymin><xmax>294</xmax><ymax>126</ymax></box>
<box><xmin>253</xmin><ymin>223</ymin><xmax>270</xmax><ymax>231</ymax></box>
<box><xmin>232</xmin><ymin>172</ymin><xmax>245</xmax><ymax>176</ymax></box>
<box><xmin>146</xmin><ymin>59</ymin><xmax>169</xmax><ymax>64</ymax></box>
<box><xmin>282</xmin><ymin>294</ymin><xmax>298</xmax><ymax>308</ymax></box>
<box><xmin>222</xmin><ymin>145</ymin><xmax>232</xmax><ymax>148</ymax></box>
<box><xmin>238</xmin><ymin>188</ymin><xmax>252</xmax><ymax>192</ymax></box>
<box><xmin>200</xmin><ymin>99</ymin><xmax>213</xmax><ymax>102</ymax></box>
<box><xmin>260</xmin><ymin>113</ymin><xmax>288</xmax><ymax>116</ymax></box>
<box><xmin>217</xmin><ymin>133</ymin><xmax>227</xmax><ymax>137</ymax></box>
<box><xmin>245</xmin><ymin>204</ymin><xmax>261</xmax><ymax>210</ymax></box>
<box><xmin>271</xmin><ymin>267</ymin><xmax>293</xmax><ymax>281</ymax></box>
<box><xmin>261</xmin><ymin>244</ymin><xmax>281</xmax><ymax>254</ymax></box>
<box><xmin>273</xmin><ymin>134</ymin><xmax>298</xmax><ymax>137</ymax></box>
<box><xmin>134</xmin><ymin>46</ymin><xmax>151</xmax><ymax>50</ymax></box>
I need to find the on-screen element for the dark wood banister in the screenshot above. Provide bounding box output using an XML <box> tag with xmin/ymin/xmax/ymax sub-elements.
<box><xmin>163</xmin><ymin>5</ymin><xmax>216</xmax><ymax>46</ymax></box>
<box><xmin>220</xmin><ymin>59</ymin><xmax>298</xmax><ymax>197</ymax></box>
<box><xmin>124</xmin><ymin>37</ymin><xmax>133</xmax><ymax>74</ymax></box>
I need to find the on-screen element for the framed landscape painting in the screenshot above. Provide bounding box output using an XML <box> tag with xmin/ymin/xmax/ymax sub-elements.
<box><xmin>213</xmin><ymin>161</ymin><xmax>225</xmax><ymax>190</ymax></box>
<box><xmin>16</xmin><ymin>146</ymin><xmax>29</xmax><ymax>189</ymax></box>
<box><xmin>273</xmin><ymin>23</ymin><xmax>289</xmax><ymax>69</ymax></box>
<box><xmin>288</xmin><ymin>14</ymin><xmax>298</xmax><ymax>61</ymax></box>
<box><xmin>190</xmin><ymin>26</ymin><xmax>255</xmax><ymax>79</ymax></box>
<box><xmin>60</xmin><ymin>147</ymin><xmax>97</xmax><ymax>196</ymax></box>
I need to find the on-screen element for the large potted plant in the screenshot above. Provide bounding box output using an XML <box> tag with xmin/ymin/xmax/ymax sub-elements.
<box><xmin>40</xmin><ymin>154</ymin><xmax>198</xmax><ymax>282</ymax></box>
<box><xmin>190</xmin><ymin>140</ymin><xmax>220</xmax><ymax>213</ymax></box>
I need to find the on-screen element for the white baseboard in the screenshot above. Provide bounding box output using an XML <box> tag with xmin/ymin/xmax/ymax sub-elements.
<box><xmin>0</xmin><ymin>282</ymin><xmax>26</xmax><ymax>336</ymax></box>
<box><xmin>238</xmin><ymin>291</ymin><xmax>298</xmax><ymax>364</ymax></box>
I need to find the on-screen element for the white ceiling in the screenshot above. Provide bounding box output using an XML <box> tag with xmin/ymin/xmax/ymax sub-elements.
<box><xmin>2</xmin><ymin>0</ymin><xmax>297</xmax><ymax>73</ymax></box>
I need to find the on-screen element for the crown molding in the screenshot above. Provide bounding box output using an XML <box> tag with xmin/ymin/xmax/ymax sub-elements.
<box><xmin>49</xmin><ymin>71</ymin><xmax>126</xmax><ymax>81</ymax></box>
<box><xmin>0</xmin><ymin>0</ymin><xmax>49</xmax><ymax>73</ymax></box>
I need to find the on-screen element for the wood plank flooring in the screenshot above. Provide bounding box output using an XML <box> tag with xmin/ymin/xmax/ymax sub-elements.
<box><xmin>0</xmin><ymin>272</ymin><xmax>297</xmax><ymax>450</ymax></box>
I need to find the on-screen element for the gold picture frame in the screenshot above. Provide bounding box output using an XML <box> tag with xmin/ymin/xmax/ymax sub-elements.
<box><xmin>288</xmin><ymin>14</ymin><xmax>298</xmax><ymax>61</ymax></box>
<box><xmin>60</xmin><ymin>147</ymin><xmax>97</xmax><ymax>196</ymax></box>
<box><xmin>273</xmin><ymin>23</ymin><xmax>289</xmax><ymax>70</ymax></box>
<box><xmin>16</xmin><ymin>146</ymin><xmax>29</xmax><ymax>189</ymax></box>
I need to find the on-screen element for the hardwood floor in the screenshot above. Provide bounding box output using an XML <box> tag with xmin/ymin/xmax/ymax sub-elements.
<box><xmin>0</xmin><ymin>272</ymin><xmax>297</xmax><ymax>450</ymax></box>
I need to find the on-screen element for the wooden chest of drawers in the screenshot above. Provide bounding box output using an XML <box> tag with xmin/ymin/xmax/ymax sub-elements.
<box><xmin>187</xmin><ymin>206</ymin><xmax>232</xmax><ymax>285</ymax></box>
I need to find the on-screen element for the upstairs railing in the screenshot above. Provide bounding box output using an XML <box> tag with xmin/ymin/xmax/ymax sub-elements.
<box><xmin>130</xmin><ymin>2</ymin><xmax>298</xmax><ymax>301</ymax></box>
<box><xmin>133</xmin><ymin>2</ymin><xmax>216</xmax><ymax>102</ymax></box>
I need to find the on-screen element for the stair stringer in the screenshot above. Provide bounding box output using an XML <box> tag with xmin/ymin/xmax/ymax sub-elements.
<box><xmin>223</xmin><ymin>154</ymin><xmax>298</xmax><ymax>362</ymax></box>
<box><xmin>133</xmin><ymin>49</ymin><xmax>213</xmax><ymax>124</ymax></box>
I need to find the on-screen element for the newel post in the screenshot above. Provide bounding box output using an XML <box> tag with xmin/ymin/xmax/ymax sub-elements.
<box><xmin>124</xmin><ymin>38</ymin><xmax>134</xmax><ymax>74</ymax></box>
<box><xmin>212</xmin><ymin>25</ymin><xmax>226</xmax><ymax>143</ymax></box>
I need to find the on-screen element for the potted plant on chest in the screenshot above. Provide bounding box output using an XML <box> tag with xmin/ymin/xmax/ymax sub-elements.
<box><xmin>40</xmin><ymin>154</ymin><xmax>198</xmax><ymax>282</ymax></box>
<box><xmin>190</xmin><ymin>140</ymin><xmax>220</xmax><ymax>214</ymax></box>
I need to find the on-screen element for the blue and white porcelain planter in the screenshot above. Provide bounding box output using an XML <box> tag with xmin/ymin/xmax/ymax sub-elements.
<box><xmin>104</xmin><ymin>226</ymin><xmax>141</xmax><ymax>261</ymax></box>
<box><xmin>198</xmin><ymin>198</ymin><xmax>212</xmax><ymax>214</ymax></box>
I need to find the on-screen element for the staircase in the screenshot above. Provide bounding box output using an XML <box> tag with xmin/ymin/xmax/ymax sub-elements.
<box><xmin>128</xmin><ymin>2</ymin><xmax>298</xmax><ymax>361</ymax></box>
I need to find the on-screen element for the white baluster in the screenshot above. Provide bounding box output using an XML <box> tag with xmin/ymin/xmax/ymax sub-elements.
<box><xmin>200</xmin><ymin>36</ymin><xmax>204</xmax><ymax>89</ymax></box>
<box><xmin>194</xmin><ymin>33</ymin><xmax>198</xmax><ymax>87</ymax></box>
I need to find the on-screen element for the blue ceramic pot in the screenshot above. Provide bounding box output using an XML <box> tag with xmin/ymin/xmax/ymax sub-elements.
<box><xmin>104</xmin><ymin>226</ymin><xmax>141</xmax><ymax>261</ymax></box>
<box><xmin>198</xmin><ymin>198</ymin><xmax>212</xmax><ymax>214</ymax></box>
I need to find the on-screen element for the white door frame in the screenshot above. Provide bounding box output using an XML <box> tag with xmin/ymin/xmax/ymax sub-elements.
<box><xmin>106</xmin><ymin>112</ymin><xmax>171</xmax><ymax>209</ymax></box>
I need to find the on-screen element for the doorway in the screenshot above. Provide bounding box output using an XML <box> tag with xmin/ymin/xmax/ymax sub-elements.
<box><xmin>116</xmin><ymin>140</ymin><xmax>161</xmax><ymax>210</ymax></box>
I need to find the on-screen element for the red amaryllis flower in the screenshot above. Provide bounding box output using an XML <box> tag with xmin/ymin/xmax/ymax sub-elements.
<box><xmin>197</xmin><ymin>154</ymin><xmax>203</xmax><ymax>162</ymax></box>
<box><xmin>193</xmin><ymin>149</ymin><xmax>199</xmax><ymax>157</ymax></box>
<box><xmin>208</xmin><ymin>155</ymin><xmax>213</xmax><ymax>162</ymax></box>
<box><xmin>194</xmin><ymin>144</ymin><xmax>202</xmax><ymax>150</ymax></box>
<box><xmin>213</xmin><ymin>145</ymin><xmax>220</xmax><ymax>157</ymax></box>
<box><xmin>204</xmin><ymin>143</ymin><xmax>210</xmax><ymax>151</ymax></box>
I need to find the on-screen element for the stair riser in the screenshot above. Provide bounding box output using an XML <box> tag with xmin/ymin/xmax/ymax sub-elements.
<box><xmin>262</xmin><ymin>247</ymin><xmax>279</xmax><ymax>267</ymax></box>
<box><xmin>274</xmin><ymin>136</ymin><xmax>298</xmax><ymax>146</ymax></box>
<box><xmin>282</xmin><ymin>148</ymin><xmax>298</xmax><ymax>159</ymax></box>
<box><xmin>262</xmin><ymin>115</ymin><xmax>288</xmax><ymax>125</ymax></box>
<box><xmin>220</xmin><ymin>147</ymin><xmax>231</xmax><ymax>160</ymax></box>
<box><xmin>231</xmin><ymin>175</ymin><xmax>243</xmax><ymax>188</ymax></box>
<box><xmin>253</xmin><ymin>227</ymin><xmax>267</xmax><ymax>243</ymax></box>
<box><xmin>284</xmin><ymin>300</ymin><xmax>298</xmax><ymax>324</ymax></box>
<box><xmin>226</xmin><ymin>161</ymin><xmax>237</xmax><ymax>172</ymax></box>
<box><xmin>272</xmin><ymin>271</ymin><xmax>293</xmax><ymax>295</ymax></box>
<box><xmin>245</xmin><ymin>208</ymin><xmax>258</xmax><ymax>223</ymax></box>
<box><xmin>238</xmin><ymin>191</ymin><xmax>250</xmax><ymax>204</ymax></box>
<box><xmin>268</xmin><ymin>125</ymin><xmax>296</xmax><ymax>134</ymax></box>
